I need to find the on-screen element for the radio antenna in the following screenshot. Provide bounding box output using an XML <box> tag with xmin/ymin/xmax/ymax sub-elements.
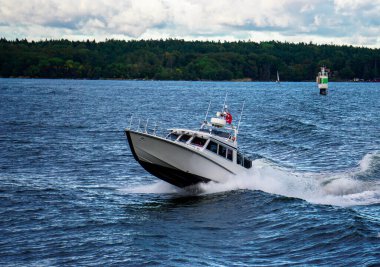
<box><xmin>204</xmin><ymin>100</ymin><xmax>211</xmax><ymax>122</ymax></box>
<box><xmin>237</xmin><ymin>100</ymin><xmax>245</xmax><ymax>132</ymax></box>
<box><xmin>222</xmin><ymin>93</ymin><xmax>227</xmax><ymax>111</ymax></box>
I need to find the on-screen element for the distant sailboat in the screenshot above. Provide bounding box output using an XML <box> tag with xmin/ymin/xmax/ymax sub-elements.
<box><xmin>276</xmin><ymin>71</ymin><xmax>280</xmax><ymax>83</ymax></box>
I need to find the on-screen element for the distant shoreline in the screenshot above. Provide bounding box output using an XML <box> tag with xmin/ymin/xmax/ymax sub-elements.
<box><xmin>1</xmin><ymin>39</ymin><xmax>379</xmax><ymax>82</ymax></box>
<box><xmin>1</xmin><ymin>76</ymin><xmax>379</xmax><ymax>83</ymax></box>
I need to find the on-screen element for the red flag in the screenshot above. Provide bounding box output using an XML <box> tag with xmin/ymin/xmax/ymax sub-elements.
<box><xmin>225</xmin><ymin>112</ymin><xmax>232</xmax><ymax>124</ymax></box>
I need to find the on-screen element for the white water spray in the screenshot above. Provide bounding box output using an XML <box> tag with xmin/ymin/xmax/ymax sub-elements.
<box><xmin>122</xmin><ymin>151</ymin><xmax>380</xmax><ymax>207</ymax></box>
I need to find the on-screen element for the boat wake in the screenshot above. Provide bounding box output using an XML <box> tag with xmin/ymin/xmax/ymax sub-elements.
<box><xmin>121</xmin><ymin>151</ymin><xmax>380</xmax><ymax>207</ymax></box>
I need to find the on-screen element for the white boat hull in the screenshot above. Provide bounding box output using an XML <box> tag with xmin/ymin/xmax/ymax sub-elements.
<box><xmin>125</xmin><ymin>130</ymin><xmax>241</xmax><ymax>188</ymax></box>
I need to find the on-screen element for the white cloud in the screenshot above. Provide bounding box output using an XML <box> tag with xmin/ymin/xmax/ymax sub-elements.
<box><xmin>0</xmin><ymin>0</ymin><xmax>379</xmax><ymax>47</ymax></box>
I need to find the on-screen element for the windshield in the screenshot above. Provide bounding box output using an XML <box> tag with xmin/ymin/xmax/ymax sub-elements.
<box><xmin>199</xmin><ymin>128</ymin><xmax>230</xmax><ymax>138</ymax></box>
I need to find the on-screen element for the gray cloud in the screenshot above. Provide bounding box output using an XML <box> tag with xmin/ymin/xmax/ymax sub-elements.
<box><xmin>0</xmin><ymin>0</ymin><xmax>379</xmax><ymax>47</ymax></box>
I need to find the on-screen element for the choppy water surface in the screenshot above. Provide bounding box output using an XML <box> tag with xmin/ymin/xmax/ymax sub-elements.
<box><xmin>1</xmin><ymin>79</ymin><xmax>379</xmax><ymax>266</ymax></box>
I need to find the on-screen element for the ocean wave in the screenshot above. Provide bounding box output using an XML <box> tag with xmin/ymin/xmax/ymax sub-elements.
<box><xmin>359</xmin><ymin>151</ymin><xmax>380</xmax><ymax>173</ymax></box>
<box><xmin>120</xmin><ymin>180</ymin><xmax>184</xmax><ymax>194</ymax></box>
<box><xmin>265</xmin><ymin>117</ymin><xmax>318</xmax><ymax>135</ymax></box>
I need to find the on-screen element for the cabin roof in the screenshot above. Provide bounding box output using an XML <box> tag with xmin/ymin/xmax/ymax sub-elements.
<box><xmin>168</xmin><ymin>128</ymin><xmax>237</xmax><ymax>148</ymax></box>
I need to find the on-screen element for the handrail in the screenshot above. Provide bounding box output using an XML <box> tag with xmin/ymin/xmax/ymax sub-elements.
<box><xmin>127</xmin><ymin>115</ymin><xmax>164</xmax><ymax>137</ymax></box>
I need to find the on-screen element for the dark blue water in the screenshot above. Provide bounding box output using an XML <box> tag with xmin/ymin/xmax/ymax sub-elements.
<box><xmin>1</xmin><ymin>78</ymin><xmax>379</xmax><ymax>266</ymax></box>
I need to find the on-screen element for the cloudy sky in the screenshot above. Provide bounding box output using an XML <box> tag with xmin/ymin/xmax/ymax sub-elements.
<box><xmin>1</xmin><ymin>0</ymin><xmax>379</xmax><ymax>47</ymax></box>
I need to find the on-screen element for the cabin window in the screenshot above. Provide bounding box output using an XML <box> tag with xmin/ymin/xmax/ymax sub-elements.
<box><xmin>237</xmin><ymin>152</ymin><xmax>252</xmax><ymax>169</ymax></box>
<box><xmin>227</xmin><ymin>149</ymin><xmax>233</xmax><ymax>161</ymax></box>
<box><xmin>191</xmin><ymin>137</ymin><xmax>207</xmax><ymax>147</ymax></box>
<box><xmin>206</xmin><ymin>141</ymin><xmax>218</xmax><ymax>154</ymax></box>
<box><xmin>218</xmin><ymin>145</ymin><xmax>227</xmax><ymax>158</ymax></box>
<box><xmin>179</xmin><ymin>134</ymin><xmax>191</xmax><ymax>143</ymax></box>
<box><xmin>237</xmin><ymin>153</ymin><xmax>242</xmax><ymax>165</ymax></box>
<box><xmin>167</xmin><ymin>133</ymin><xmax>179</xmax><ymax>141</ymax></box>
<box><xmin>244</xmin><ymin>158</ymin><xmax>252</xmax><ymax>169</ymax></box>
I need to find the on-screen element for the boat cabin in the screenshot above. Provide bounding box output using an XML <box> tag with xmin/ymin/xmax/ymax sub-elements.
<box><xmin>166</xmin><ymin>129</ymin><xmax>252</xmax><ymax>169</ymax></box>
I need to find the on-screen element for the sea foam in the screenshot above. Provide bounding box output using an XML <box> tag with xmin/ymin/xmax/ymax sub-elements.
<box><xmin>122</xmin><ymin>151</ymin><xmax>380</xmax><ymax>207</ymax></box>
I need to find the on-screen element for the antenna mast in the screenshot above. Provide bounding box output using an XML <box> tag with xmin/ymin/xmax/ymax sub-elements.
<box><xmin>204</xmin><ymin>100</ymin><xmax>211</xmax><ymax>122</ymax></box>
<box><xmin>222</xmin><ymin>93</ymin><xmax>228</xmax><ymax>111</ymax></box>
<box><xmin>237</xmin><ymin>100</ymin><xmax>245</xmax><ymax>132</ymax></box>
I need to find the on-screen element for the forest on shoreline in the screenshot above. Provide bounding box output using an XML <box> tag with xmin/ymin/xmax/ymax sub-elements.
<box><xmin>1</xmin><ymin>38</ymin><xmax>379</xmax><ymax>81</ymax></box>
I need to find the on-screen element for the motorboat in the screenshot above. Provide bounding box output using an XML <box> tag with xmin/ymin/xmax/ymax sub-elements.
<box><xmin>125</xmin><ymin>102</ymin><xmax>252</xmax><ymax>188</ymax></box>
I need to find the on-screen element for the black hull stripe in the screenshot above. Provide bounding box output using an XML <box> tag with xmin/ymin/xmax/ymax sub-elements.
<box><xmin>139</xmin><ymin>161</ymin><xmax>211</xmax><ymax>188</ymax></box>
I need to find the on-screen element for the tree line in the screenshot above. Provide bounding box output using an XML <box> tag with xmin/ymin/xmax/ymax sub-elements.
<box><xmin>0</xmin><ymin>38</ymin><xmax>379</xmax><ymax>81</ymax></box>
